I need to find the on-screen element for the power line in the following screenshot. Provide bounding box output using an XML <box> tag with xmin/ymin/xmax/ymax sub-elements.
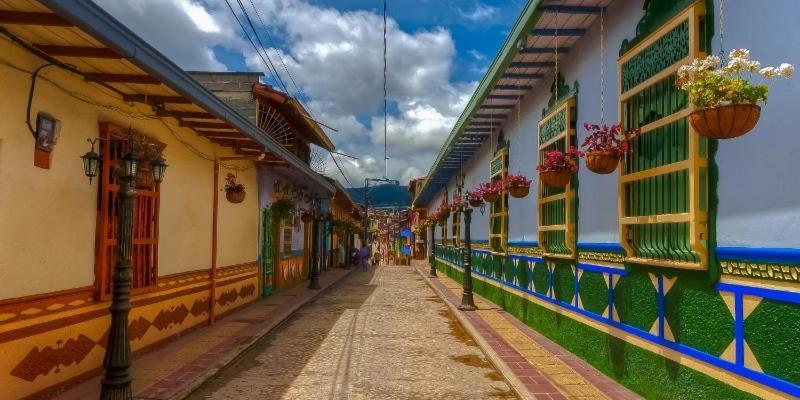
<box><xmin>246</xmin><ymin>0</ymin><xmax>304</xmax><ymax>101</ymax></box>
<box><xmin>383</xmin><ymin>0</ymin><xmax>388</xmax><ymax>179</ymax></box>
<box><xmin>222</xmin><ymin>0</ymin><xmax>287</xmax><ymax>93</ymax></box>
<box><xmin>234</xmin><ymin>0</ymin><xmax>289</xmax><ymax>93</ymax></box>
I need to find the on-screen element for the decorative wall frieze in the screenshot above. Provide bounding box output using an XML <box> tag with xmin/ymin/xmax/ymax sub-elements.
<box><xmin>721</xmin><ymin>261</ymin><xmax>800</xmax><ymax>284</ymax></box>
<box><xmin>578</xmin><ymin>251</ymin><xmax>626</xmax><ymax>265</ymax></box>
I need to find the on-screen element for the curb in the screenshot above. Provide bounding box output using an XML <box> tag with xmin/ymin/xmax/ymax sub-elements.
<box><xmin>414</xmin><ymin>265</ymin><xmax>535</xmax><ymax>400</ymax></box>
<box><xmin>160</xmin><ymin>269</ymin><xmax>353</xmax><ymax>400</ymax></box>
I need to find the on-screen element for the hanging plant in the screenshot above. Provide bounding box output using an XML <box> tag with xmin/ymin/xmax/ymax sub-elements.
<box><xmin>581</xmin><ymin>123</ymin><xmax>639</xmax><ymax>174</ymax></box>
<box><xmin>537</xmin><ymin>148</ymin><xmax>583</xmax><ymax>188</ymax></box>
<box><xmin>504</xmin><ymin>173</ymin><xmax>532</xmax><ymax>198</ymax></box>
<box><xmin>300</xmin><ymin>209</ymin><xmax>314</xmax><ymax>223</ymax></box>
<box><xmin>271</xmin><ymin>198</ymin><xmax>295</xmax><ymax>222</ymax></box>
<box><xmin>451</xmin><ymin>196</ymin><xmax>466</xmax><ymax>213</ymax></box>
<box><xmin>476</xmin><ymin>181</ymin><xmax>501</xmax><ymax>203</ymax></box>
<box><xmin>224</xmin><ymin>173</ymin><xmax>246</xmax><ymax>203</ymax></box>
<box><xmin>437</xmin><ymin>201</ymin><xmax>451</xmax><ymax>220</ymax></box>
<box><xmin>465</xmin><ymin>189</ymin><xmax>484</xmax><ymax>208</ymax></box>
<box><xmin>677</xmin><ymin>49</ymin><xmax>793</xmax><ymax>139</ymax></box>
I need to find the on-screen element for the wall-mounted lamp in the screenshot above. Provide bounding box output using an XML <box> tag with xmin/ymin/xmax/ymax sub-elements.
<box><xmin>80</xmin><ymin>138</ymin><xmax>101</xmax><ymax>183</ymax></box>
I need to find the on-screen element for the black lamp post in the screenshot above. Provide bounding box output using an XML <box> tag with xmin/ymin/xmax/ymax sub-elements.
<box><xmin>458</xmin><ymin>207</ymin><xmax>476</xmax><ymax>311</ymax></box>
<box><xmin>429</xmin><ymin>222</ymin><xmax>437</xmax><ymax>277</ymax></box>
<box><xmin>81</xmin><ymin>137</ymin><xmax>166</xmax><ymax>400</ymax></box>
<box><xmin>99</xmin><ymin>151</ymin><xmax>137</xmax><ymax>400</ymax></box>
<box><xmin>308</xmin><ymin>213</ymin><xmax>321</xmax><ymax>289</ymax></box>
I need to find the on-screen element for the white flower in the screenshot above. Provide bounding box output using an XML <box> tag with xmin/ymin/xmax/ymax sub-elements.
<box><xmin>729</xmin><ymin>48</ymin><xmax>750</xmax><ymax>60</ymax></box>
<box><xmin>760</xmin><ymin>67</ymin><xmax>778</xmax><ymax>78</ymax></box>
<box><xmin>719</xmin><ymin>100</ymin><xmax>732</xmax><ymax>106</ymax></box>
<box><xmin>778</xmin><ymin>63</ymin><xmax>794</xmax><ymax>78</ymax></box>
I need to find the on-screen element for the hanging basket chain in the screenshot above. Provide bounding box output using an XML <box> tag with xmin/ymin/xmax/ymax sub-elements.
<box><xmin>718</xmin><ymin>0</ymin><xmax>725</xmax><ymax>57</ymax></box>
<box><xmin>600</xmin><ymin>7</ymin><xmax>605</xmax><ymax>124</ymax></box>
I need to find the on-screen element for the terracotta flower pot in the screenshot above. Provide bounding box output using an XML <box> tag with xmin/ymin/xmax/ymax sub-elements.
<box><xmin>468</xmin><ymin>199</ymin><xmax>484</xmax><ymax>208</ymax></box>
<box><xmin>539</xmin><ymin>170</ymin><xmax>573</xmax><ymax>188</ymax></box>
<box><xmin>226</xmin><ymin>190</ymin><xmax>246</xmax><ymax>203</ymax></box>
<box><xmin>585</xmin><ymin>151</ymin><xmax>621</xmax><ymax>174</ymax></box>
<box><xmin>483</xmin><ymin>192</ymin><xmax>500</xmax><ymax>203</ymax></box>
<box><xmin>301</xmin><ymin>213</ymin><xmax>313</xmax><ymax>223</ymax></box>
<box><xmin>441</xmin><ymin>210</ymin><xmax>450</xmax><ymax>220</ymax></box>
<box><xmin>509</xmin><ymin>184</ymin><xmax>530</xmax><ymax>198</ymax></box>
<box><xmin>689</xmin><ymin>104</ymin><xmax>761</xmax><ymax>139</ymax></box>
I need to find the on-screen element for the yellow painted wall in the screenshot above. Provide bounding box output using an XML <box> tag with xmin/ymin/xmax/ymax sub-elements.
<box><xmin>0</xmin><ymin>38</ymin><xmax>257</xmax><ymax>300</ymax></box>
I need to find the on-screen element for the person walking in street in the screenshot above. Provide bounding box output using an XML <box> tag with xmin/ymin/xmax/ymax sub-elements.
<box><xmin>359</xmin><ymin>244</ymin><xmax>370</xmax><ymax>271</ymax></box>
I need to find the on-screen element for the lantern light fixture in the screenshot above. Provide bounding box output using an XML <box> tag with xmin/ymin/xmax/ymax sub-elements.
<box><xmin>150</xmin><ymin>157</ymin><xmax>168</xmax><ymax>183</ymax></box>
<box><xmin>121</xmin><ymin>152</ymin><xmax>140</xmax><ymax>180</ymax></box>
<box><xmin>80</xmin><ymin>138</ymin><xmax>101</xmax><ymax>183</ymax></box>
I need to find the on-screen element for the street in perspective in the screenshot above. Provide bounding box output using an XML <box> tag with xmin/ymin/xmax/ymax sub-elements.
<box><xmin>1</xmin><ymin>0</ymin><xmax>799</xmax><ymax>399</ymax></box>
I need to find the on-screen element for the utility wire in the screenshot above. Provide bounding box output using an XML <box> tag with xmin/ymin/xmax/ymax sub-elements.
<box><xmin>234</xmin><ymin>0</ymin><xmax>289</xmax><ymax>93</ymax></box>
<box><xmin>246</xmin><ymin>0</ymin><xmax>304</xmax><ymax>101</ymax></box>
<box><xmin>223</xmin><ymin>0</ymin><xmax>287</xmax><ymax>93</ymax></box>
<box><xmin>383</xmin><ymin>0</ymin><xmax>389</xmax><ymax>179</ymax></box>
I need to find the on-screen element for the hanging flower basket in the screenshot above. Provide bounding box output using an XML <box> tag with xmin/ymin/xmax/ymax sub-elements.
<box><xmin>689</xmin><ymin>104</ymin><xmax>761</xmax><ymax>139</ymax></box>
<box><xmin>226</xmin><ymin>190</ymin><xmax>246</xmax><ymax>203</ymax></box>
<box><xmin>539</xmin><ymin>170</ymin><xmax>573</xmax><ymax>188</ymax></box>
<box><xmin>677</xmin><ymin>49</ymin><xmax>793</xmax><ymax>140</ymax></box>
<box><xmin>508</xmin><ymin>184</ymin><xmax>530</xmax><ymax>198</ymax></box>
<box><xmin>440</xmin><ymin>209</ymin><xmax>450</xmax><ymax>220</ymax></box>
<box><xmin>468</xmin><ymin>198</ymin><xmax>483</xmax><ymax>208</ymax></box>
<box><xmin>301</xmin><ymin>211</ymin><xmax>313</xmax><ymax>223</ymax></box>
<box><xmin>585</xmin><ymin>151</ymin><xmax>621</xmax><ymax>174</ymax></box>
<box><xmin>504</xmin><ymin>173</ymin><xmax>532</xmax><ymax>199</ymax></box>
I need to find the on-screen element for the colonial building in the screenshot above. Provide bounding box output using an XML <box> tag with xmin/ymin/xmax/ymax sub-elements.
<box><xmin>416</xmin><ymin>0</ymin><xmax>800</xmax><ymax>398</ymax></box>
<box><xmin>0</xmin><ymin>0</ymin><xmax>333</xmax><ymax>397</ymax></box>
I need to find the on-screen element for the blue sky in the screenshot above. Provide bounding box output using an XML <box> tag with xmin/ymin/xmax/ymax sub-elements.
<box><xmin>96</xmin><ymin>0</ymin><xmax>524</xmax><ymax>185</ymax></box>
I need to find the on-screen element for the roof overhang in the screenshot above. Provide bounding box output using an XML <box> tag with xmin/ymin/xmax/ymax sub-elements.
<box><xmin>253</xmin><ymin>84</ymin><xmax>335</xmax><ymax>152</ymax></box>
<box><xmin>6</xmin><ymin>0</ymin><xmax>333</xmax><ymax>193</ymax></box>
<box><xmin>413</xmin><ymin>0</ymin><xmax>611</xmax><ymax>206</ymax></box>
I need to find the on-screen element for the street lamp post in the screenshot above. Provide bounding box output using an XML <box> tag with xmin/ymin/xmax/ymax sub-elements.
<box><xmin>309</xmin><ymin>214</ymin><xmax>321</xmax><ymax>289</ymax></box>
<box><xmin>428</xmin><ymin>223</ymin><xmax>437</xmax><ymax>277</ymax></box>
<box><xmin>83</xmin><ymin>136</ymin><xmax>167</xmax><ymax>400</ymax></box>
<box><xmin>100</xmin><ymin>172</ymin><xmax>135</xmax><ymax>399</ymax></box>
<box><xmin>458</xmin><ymin>207</ymin><xmax>476</xmax><ymax>311</ymax></box>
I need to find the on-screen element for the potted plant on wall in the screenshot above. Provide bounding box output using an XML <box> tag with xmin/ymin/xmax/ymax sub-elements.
<box><xmin>271</xmin><ymin>198</ymin><xmax>295</xmax><ymax>221</ymax></box>
<box><xmin>504</xmin><ymin>173</ymin><xmax>532</xmax><ymax>198</ymax></box>
<box><xmin>465</xmin><ymin>189</ymin><xmax>484</xmax><ymax>208</ymax></box>
<box><xmin>677</xmin><ymin>49</ymin><xmax>793</xmax><ymax>139</ymax></box>
<box><xmin>477</xmin><ymin>181</ymin><xmax>501</xmax><ymax>203</ymax></box>
<box><xmin>224</xmin><ymin>173</ymin><xmax>246</xmax><ymax>203</ymax></box>
<box><xmin>300</xmin><ymin>208</ymin><xmax>314</xmax><ymax>223</ymax></box>
<box><xmin>581</xmin><ymin>123</ymin><xmax>639</xmax><ymax>174</ymax></box>
<box><xmin>537</xmin><ymin>148</ymin><xmax>583</xmax><ymax>188</ymax></box>
<box><xmin>438</xmin><ymin>201</ymin><xmax>451</xmax><ymax>220</ymax></box>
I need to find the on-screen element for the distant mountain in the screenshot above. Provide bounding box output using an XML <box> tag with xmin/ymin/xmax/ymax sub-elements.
<box><xmin>347</xmin><ymin>184</ymin><xmax>410</xmax><ymax>208</ymax></box>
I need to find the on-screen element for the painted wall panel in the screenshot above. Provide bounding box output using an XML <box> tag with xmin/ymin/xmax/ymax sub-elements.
<box><xmin>0</xmin><ymin>39</ymin><xmax>259</xmax><ymax>299</ymax></box>
<box><xmin>710</xmin><ymin>0</ymin><xmax>800</xmax><ymax>248</ymax></box>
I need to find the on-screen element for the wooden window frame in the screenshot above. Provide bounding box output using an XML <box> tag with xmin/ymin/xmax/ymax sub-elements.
<box><xmin>489</xmin><ymin>146</ymin><xmax>509</xmax><ymax>253</ymax></box>
<box><xmin>617</xmin><ymin>3</ymin><xmax>709</xmax><ymax>270</ymax></box>
<box><xmin>537</xmin><ymin>97</ymin><xmax>578</xmax><ymax>259</ymax></box>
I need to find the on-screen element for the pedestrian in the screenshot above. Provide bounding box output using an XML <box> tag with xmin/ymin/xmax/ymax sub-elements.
<box><xmin>359</xmin><ymin>244</ymin><xmax>370</xmax><ymax>271</ymax></box>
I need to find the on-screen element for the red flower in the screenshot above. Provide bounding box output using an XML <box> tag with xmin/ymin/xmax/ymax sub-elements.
<box><xmin>537</xmin><ymin>147</ymin><xmax>584</xmax><ymax>173</ymax></box>
<box><xmin>581</xmin><ymin>122</ymin><xmax>639</xmax><ymax>154</ymax></box>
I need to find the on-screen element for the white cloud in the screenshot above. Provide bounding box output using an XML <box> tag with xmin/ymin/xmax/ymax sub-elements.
<box><xmin>94</xmin><ymin>0</ymin><xmax>478</xmax><ymax>186</ymax></box>
<box><xmin>468</xmin><ymin>49</ymin><xmax>485</xmax><ymax>61</ymax></box>
<box><xmin>458</xmin><ymin>2</ymin><xmax>499</xmax><ymax>23</ymax></box>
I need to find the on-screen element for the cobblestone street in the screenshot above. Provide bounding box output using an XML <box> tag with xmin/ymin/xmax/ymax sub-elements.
<box><xmin>187</xmin><ymin>265</ymin><xmax>516</xmax><ymax>400</ymax></box>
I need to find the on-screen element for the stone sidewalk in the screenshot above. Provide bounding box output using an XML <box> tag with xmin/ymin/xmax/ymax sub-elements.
<box><xmin>54</xmin><ymin>268</ymin><xmax>351</xmax><ymax>400</ymax></box>
<box><xmin>187</xmin><ymin>265</ymin><xmax>516</xmax><ymax>400</ymax></box>
<box><xmin>414</xmin><ymin>262</ymin><xmax>641</xmax><ymax>400</ymax></box>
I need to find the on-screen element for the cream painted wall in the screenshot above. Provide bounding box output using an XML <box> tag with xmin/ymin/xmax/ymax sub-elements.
<box><xmin>0</xmin><ymin>38</ymin><xmax>258</xmax><ymax>299</ymax></box>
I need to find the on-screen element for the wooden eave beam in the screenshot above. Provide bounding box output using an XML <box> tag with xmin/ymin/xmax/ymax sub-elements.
<box><xmin>195</xmin><ymin>131</ymin><xmax>245</xmax><ymax>139</ymax></box>
<box><xmin>0</xmin><ymin>11</ymin><xmax>72</xmax><ymax>26</ymax></box>
<box><xmin>84</xmin><ymin>73</ymin><xmax>160</xmax><ymax>84</ymax></box>
<box><xmin>502</xmin><ymin>73</ymin><xmax>544</xmax><ymax>79</ymax></box>
<box><xmin>33</xmin><ymin>44</ymin><xmax>120</xmax><ymax>58</ymax></box>
<box><xmin>122</xmin><ymin>94</ymin><xmax>191</xmax><ymax>104</ymax></box>
<box><xmin>157</xmin><ymin>110</ymin><xmax>216</xmax><ymax>119</ymax></box>
<box><xmin>179</xmin><ymin>120</ymin><xmax>230</xmax><ymax>129</ymax></box>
